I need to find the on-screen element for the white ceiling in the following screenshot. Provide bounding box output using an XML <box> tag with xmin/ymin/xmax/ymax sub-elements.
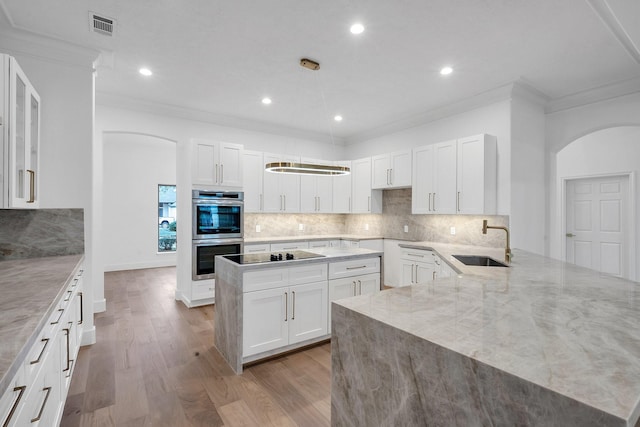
<box><xmin>1</xmin><ymin>0</ymin><xmax>639</xmax><ymax>141</ymax></box>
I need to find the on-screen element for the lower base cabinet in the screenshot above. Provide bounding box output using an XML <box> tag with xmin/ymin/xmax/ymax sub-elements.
<box><xmin>0</xmin><ymin>264</ymin><xmax>83</xmax><ymax>427</ymax></box>
<box><xmin>328</xmin><ymin>272</ymin><xmax>380</xmax><ymax>333</ymax></box>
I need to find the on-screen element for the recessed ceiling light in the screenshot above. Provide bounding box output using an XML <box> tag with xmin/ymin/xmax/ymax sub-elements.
<box><xmin>139</xmin><ymin>67</ymin><xmax>152</xmax><ymax>76</ymax></box>
<box><xmin>262</xmin><ymin>97</ymin><xmax>272</xmax><ymax>105</ymax></box>
<box><xmin>334</xmin><ymin>115</ymin><xmax>343</xmax><ymax>122</ymax></box>
<box><xmin>440</xmin><ymin>66</ymin><xmax>453</xmax><ymax>76</ymax></box>
<box><xmin>350</xmin><ymin>23</ymin><xmax>364</xmax><ymax>35</ymax></box>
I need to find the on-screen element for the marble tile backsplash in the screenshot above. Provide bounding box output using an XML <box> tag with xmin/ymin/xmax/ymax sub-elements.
<box><xmin>245</xmin><ymin>189</ymin><xmax>508</xmax><ymax>248</ymax></box>
<box><xmin>0</xmin><ymin>209</ymin><xmax>84</xmax><ymax>260</ymax></box>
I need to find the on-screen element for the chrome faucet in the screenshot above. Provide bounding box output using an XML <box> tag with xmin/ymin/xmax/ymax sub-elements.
<box><xmin>482</xmin><ymin>219</ymin><xmax>512</xmax><ymax>263</ymax></box>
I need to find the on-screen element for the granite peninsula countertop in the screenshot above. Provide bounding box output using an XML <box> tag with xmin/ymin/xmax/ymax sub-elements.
<box><xmin>0</xmin><ymin>254</ymin><xmax>84</xmax><ymax>393</ymax></box>
<box><xmin>333</xmin><ymin>245</ymin><xmax>640</xmax><ymax>425</ymax></box>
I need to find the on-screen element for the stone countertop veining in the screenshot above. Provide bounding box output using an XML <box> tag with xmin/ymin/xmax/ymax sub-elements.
<box><xmin>0</xmin><ymin>254</ymin><xmax>84</xmax><ymax>393</ymax></box>
<box><xmin>244</xmin><ymin>234</ymin><xmax>385</xmax><ymax>244</ymax></box>
<box><xmin>334</xmin><ymin>247</ymin><xmax>640</xmax><ymax>425</ymax></box>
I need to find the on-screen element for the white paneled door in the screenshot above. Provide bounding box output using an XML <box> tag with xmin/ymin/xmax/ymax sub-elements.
<box><xmin>565</xmin><ymin>175</ymin><xmax>629</xmax><ymax>278</ymax></box>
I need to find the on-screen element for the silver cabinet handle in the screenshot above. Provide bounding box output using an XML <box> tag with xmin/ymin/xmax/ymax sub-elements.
<box><xmin>220</xmin><ymin>164</ymin><xmax>224</xmax><ymax>183</ymax></box>
<box><xmin>215</xmin><ymin>164</ymin><xmax>219</xmax><ymax>183</ymax></box>
<box><xmin>30</xmin><ymin>338</ymin><xmax>49</xmax><ymax>365</ymax></box>
<box><xmin>63</xmin><ymin>327</ymin><xmax>71</xmax><ymax>372</ymax></box>
<box><xmin>79</xmin><ymin>292</ymin><xmax>84</xmax><ymax>325</ymax></box>
<box><xmin>284</xmin><ymin>292</ymin><xmax>288</xmax><ymax>321</ymax></box>
<box><xmin>291</xmin><ymin>291</ymin><xmax>296</xmax><ymax>320</ymax></box>
<box><xmin>352</xmin><ymin>281</ymin><xmax>357</xmax><ymax>296</ymax></box>
<box><xmin>51</xmin><ymin>308</ymin><xmax>64</xmax><ymax>325</ymax></box>
<box><xmin>457</xmin><ymin>191</ymin><xmax>461</xmax><ymax>212</ymax></box>
<box><xmin>4</xmin><ymin>386</ymin><xmax>26</xmax><ymax>426</ymax></box>
<box><xmin>346</xmin><ymin>265</ymin><xmax>366</xmax><ymax>270</ymax></box>
<box><xmin>27</xmin><ymin>170</ymin><xmax>35</xmax><ymax>203</ymax></box>
<box><xmin>389</xmin><ymin>169</ymin><xmax>393</xmax><ymax>185</ymax></box>
<box><xmin>64</xmin><ymin>290</ymin><xmax>72</xmax><ymax>302</ymax></box>
<box><xmin>30</xmin><ymin>386</ymin><xmax>52</xmax><ymax>423</ymax></box>
<box><xmin>433</xmin><ymin>193</ymin><xmax>436</xmax><ymax>211</ymax></box>
<box><xmin>428</xmin><ymin>193</ymin><xmax>432</xmax><ymax>211</ymax></box>
<box><xmin>358</xmin><ymin>280</ymin><xmax>362</xmax><ymax>295</ymax></box>
<box><xmin>367</xmin><ymin>196</ymin><xmax>371</xmax><ymax>212</ymax></box>
<box><xmin>408</xmin><ymin>253</ymin><xmax>425</xmax><ymax>258</ymax></box>
<box><xmin>283</xmin><ymin>194</ymin><xmax>286</xmax><ymax>211</ymax></box>
<box><xmin>433</xmin><ymin>271</ymin><xmax>436</xmax><ymax>280</ymax></box>
<box><xmin>259</xmin><ymin>194</ymin><xmax>263</xmax><ymax>210</ymax></box>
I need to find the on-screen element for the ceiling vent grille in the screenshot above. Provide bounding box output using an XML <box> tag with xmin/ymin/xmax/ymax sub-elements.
<box><xmin>90</xmin><ymin>13</ymin><xmax>114</xmax><ymax>36</ymax></box>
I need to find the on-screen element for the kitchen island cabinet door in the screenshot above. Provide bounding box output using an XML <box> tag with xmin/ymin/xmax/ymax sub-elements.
<box><xmin>288</xmin><ymin>281</ymin><xmax>328</xmax><ymax>345</ymax></box>
<box><xmin>243</xmin><ymin>288</ymin><xmax>288</xmax><ymax>357</ymax></box>
<box><xmin>357</xmin><ymin>273</ymin><xmax>381</xmax><ymax>296</ymax></box>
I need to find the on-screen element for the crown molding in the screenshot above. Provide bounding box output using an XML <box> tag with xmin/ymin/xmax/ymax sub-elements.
<box><xmin>96</xmin><ymin>91</ymin><xmax>347</xmax><ymax>146</ymax></box>
<box><xmin>545</xmin><ymin>75</ymin><xmax>640</xmax><ymax>113</ymax></box>
<box><xmin>587</xmin><ymin>0</ymin><xmax>640</xmax><ymax>64</ymax></box>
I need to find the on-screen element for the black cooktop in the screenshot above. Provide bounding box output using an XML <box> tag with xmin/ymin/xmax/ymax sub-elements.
<box><xmin>224</xmin><ymin>250</ymin><xmax>325</xmax><ymax>265</ymax></box>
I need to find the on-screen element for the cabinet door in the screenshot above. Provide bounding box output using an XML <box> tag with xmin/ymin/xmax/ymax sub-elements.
<box><xmin>315</xmin><ymin>175</ymin><xmax>333</xmax><ymax>213</ymax></box>
<box><xmin>456</xmin><ymin>135</ymin><xmax>485</xmax><ymax>214</ymax></box>
<box><xmin>299</xmin><ymin>174</ymin><xmax>317</xmax><ymax>213</ymax></box>
<box><xmin>357</xmin><ymin>273</ymin><xmax>381</xmax><ymax>296</ymax></box>
<box><xmin>332</xmin><ymin>161</ymin><xmax>351</xmax><ymax>213</ymax></box>
<box><xmin>242</xmin><ymin>151</ymin><xmax>263</xmax><ymax>212</ymax></box>
<box><xmin>243</xmin><ymin>288</ymin><xmax>288</xmax><ymax>357</ymax></box>
<box><xmin>401</xmin><ymin>261</ymin><xmax>415</xmax><ymax>286</ymax></box>
<box><xmin>416</xmin><ymin>261</ymin><xmax>435</xmax><ymax>283</ymax></box>
<box><xmin>328</xmin><ymin>277</ymin><xmax>357</xmax><ymax>333</ymax></box>
<box><xmin>390</xmin><ymin>150</ymin><xmax>411</xmax><ymax>187</ymax></box>
<box><xmin>288</xmin><ymin>281</ymin><xmax>328</xmax><ymax>345</ymax></box>
<box><xmin>412</xmin><ymin>145</ymin><xmax>434</xmax><ymax>214</ymax></box>
<box><xmin>192</xmin><ymin>139</ymin><xmax>218</xmax><ymax>186</ymax></box>
<box><xmin>219</xmin><ymin>142</ymin><xmax>243</xmax><ymax>187</ymax></box>
<box><xmin>433</xmin><ymin>140</ymin><xmax>457</xmax><ymax>214</ymax></box>
<box><xmin>352</xmin><ymin>158</ymin><xmax>376</xmax><ymax>213</ymax></box>
<box><xmin>280</xmin><ymin>172</ymin><xmax>300</xmax><ymax>212</ymax></box>
<box><xmin>371</xmin><ymin>154</ymin><xmax>391</xmax><ymax>189</ymax></box>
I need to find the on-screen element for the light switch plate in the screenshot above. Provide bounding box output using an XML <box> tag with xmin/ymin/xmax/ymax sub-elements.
<box><xmin>299</xmin><ymin>223</ymin><xmax>304</xmax><ymax>231</ymax></box>
<box><xmin>256</xmin><ymin>224</ymin><xmax>261</xmax><ymax>233</ymax></box>
<box><xmin>450</xmin><ymin>227</ymin><xmax>456</xmax><ymax>235</ymax></box>
<box><xmin>404</xmin><ymin>225</ymin><xmax>409</xmax><ymax>233</ymax></box>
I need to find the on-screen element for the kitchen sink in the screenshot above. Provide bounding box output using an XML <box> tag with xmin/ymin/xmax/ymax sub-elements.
<box><xmin>452</xmin><ymin>255</ymin><xmax>508</xmax><ymax>267</ymax></box>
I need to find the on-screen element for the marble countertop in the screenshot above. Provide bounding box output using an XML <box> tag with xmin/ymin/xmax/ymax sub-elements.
<box><xmin>334</xmin><ymin>244</ymin><xmax>640</xmax><ymax>424</ymax></box>
<box><xmin>217</xmin><ymin>247</ymin><xmax>383</xmax><ymax>272</ymax></box>
<box><xmin>0</xmin><ymin>254</ymin><xmax>84</xmax><ymax>393</ymax></box>
<box><xmin>244</xmin><ymin>234</ymin><xmax>384</xmax><ymax>244</ymax></box>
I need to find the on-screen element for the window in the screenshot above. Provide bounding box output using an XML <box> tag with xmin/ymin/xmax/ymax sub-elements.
<box><xmin>158</xmin><ymin>185</ymin><xmax>177</xmax><ymax>252</ymax></box>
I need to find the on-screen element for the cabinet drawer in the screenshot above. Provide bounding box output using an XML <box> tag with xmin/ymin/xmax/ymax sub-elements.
<box><xmin>308</xmin><ymin>240</ymin><xmax>329</xmax><ymax>249</ymax></box>
<box><xmin>270</xmin><ymin>241</ymin><xmax>309</xmax><ymax>251</ymax></box>
<box><xmin>244</xmin><ymin>268</ymin><xmax>288</xmax><ymax>292</ymax></box>
<box><xmin>400</xmin><ymin>248</ymin><xmax>434</xmax><ymax>264</ymax></box>
<box><xmin>244</xmin><ymin>243</ymin><xmax>270</xmax><ymax>254</ymax></box>
<box><xmin>329</xmin><ymin>257</ymin><xmax>380</xmax><ymax>279</ymax></box>
<box><xmin>192</xmin><ymin>281</ymin><xmax>215</xmax><ymax>300</ymax></box>
<box><xmin>289</xmin><ymin>263</ymin><xmax>328</xmax><ymax>285</ymax></box>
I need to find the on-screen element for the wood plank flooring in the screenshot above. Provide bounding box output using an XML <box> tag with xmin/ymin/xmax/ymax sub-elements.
<box><xmin>60</xmin><ymin>267</ymin><xmax>331</xmax><ymax>427</ymax></box>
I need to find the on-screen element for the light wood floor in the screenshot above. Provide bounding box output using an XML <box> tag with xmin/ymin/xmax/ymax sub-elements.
<box><xmin>60</xmin><ymin>267</ymin><xmax>331</xmax><ymax>427</ymax></box>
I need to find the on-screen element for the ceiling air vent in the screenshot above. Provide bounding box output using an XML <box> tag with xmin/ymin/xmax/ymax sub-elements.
<box><xmin>90</xmin><ymin>13</ymin><xmax>115</xmax><ymax>36</ymax></box>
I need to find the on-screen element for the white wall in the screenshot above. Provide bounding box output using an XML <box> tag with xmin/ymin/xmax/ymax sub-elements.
<box><xmin>103</xmin><ymin>133</ymin><xmax>177</xmax><ymax>271</ymax></box>
<box><xmin>0</xmin><ymin>26</ymin><xmax>99</xmax><ymax>343</ymax></box>
<box><xmin>547</xmin><ymin>92</ymin><xmax>640</xmax><ymax>265</ymax></box>
<box><xmin>344</xmin><ymin>100</ymin><xmax>512</xmax><ymax>215</ymax></box>
<box><xmin>554</xmin><ymin>126</ymin><xmax>640</xmax><ymax>281</ymax></box>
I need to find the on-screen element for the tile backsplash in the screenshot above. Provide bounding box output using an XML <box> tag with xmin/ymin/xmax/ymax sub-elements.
<box><xmin>245</xmin><ymin>189</ymin><xmax>509</xmax><ymax>248</ymax></box>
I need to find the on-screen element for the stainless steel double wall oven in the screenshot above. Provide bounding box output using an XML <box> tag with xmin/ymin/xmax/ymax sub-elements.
<box><xmin>192</xmin><ymin>190</ymin><xmax>244</xmax><ymax>280</ymax></box>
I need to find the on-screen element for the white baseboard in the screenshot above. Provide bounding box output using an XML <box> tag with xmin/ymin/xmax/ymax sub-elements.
<box><xmin>104</xmin><ymin>259</ymin><xmax>177</xmax><ymax>272</ymax></box>
<box><xmin>94</xmin><ymin>298</ymin><xmax>106</xmax><ymax>313</ymax></box>
<box><xmin>81</xmin><ymin>326</ymin><xmax>96</xmax><ymax>346</ymax></box>
<box><xmin>179</xmin><ymin>293</ymin><xmax>214</xmax><ymax>308</ymax></box>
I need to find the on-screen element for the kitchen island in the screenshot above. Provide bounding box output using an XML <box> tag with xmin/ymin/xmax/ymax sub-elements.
<box><xmin>331</xmin><ymin>244</ymin><xmax>640</xmax><ymax>426</ymax></box>
<box><xmin>215</xmin><ymin>246</ymin><xmax>383</xmax><ymax>374</ymax></box>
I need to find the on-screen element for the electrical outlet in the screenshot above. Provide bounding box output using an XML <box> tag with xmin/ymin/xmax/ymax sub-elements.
<box><xmin>256</xmin><ymin>224</ymin><xmax>261</xmax><ymax>233</ymax></box>
<box><xmin>450</xmin><ymin>227</ymin><xmax>456</xmax><ymax>235</ymax></box>
<box><xmin>365</xmin><ymin>223</ymin><xmax>369</xmax><ymax>231</ymax></box>
<box><xmin>404</xmin><ymin>225</ymin><xmax>409</xmax><ymax>233</ymax></box>
<box><xmin>298</xmin><ymin>223</ymin><xmax>304</xmax><ymax>231</ymax></box>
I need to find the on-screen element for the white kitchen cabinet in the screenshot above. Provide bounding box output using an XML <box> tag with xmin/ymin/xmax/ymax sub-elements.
<box><xmin>242</xmin><ymin>265</ymin><xmax>328</xmax><ymax>357</ymax></box>
<box><xmin>434</xmin><ymin>255</ymin><xmax>456</xmax><ymax>279</ymax></box>
<box><xmin>456</xmin><ymin>134</ymin><xmax>497</xmax><ymax>214</ymax></box>
<box><xmin>243</xmin><ymin>243</ymin><xmax>270</xmax><ymax>253</ymax></box>
<box><xmin>300</xmin><ymin>158</ymin><xmax>333</xmax><ymax>213</ymax></box>
<box><xmin>242</xmin><ymin>150</ymin><xmax>263</xmax><ymax>212</ymax></box>
<box><xmin>358</xmin><ymin>239</ymin><xmax>384</xmax><ymax>251</ymax></box>
<box><xmin>351</xmin><ymin>157</ymin><xmax>382</xmax><ymax>213</ymax></box>
<box><xmin>308</xmin><ymin>240</ymin><xmax>330</xmax><ymax>249</ymax></box>
<box><xmin>340</xmin><ymin>240</ymin><xmax>359</xmax><ymax>249</ymax></box>
<box><xmin>263</xmin><ymin>153</ymin><xmax>300</xmax><ymax>212</ymax></box>
<box><xmin>372</xmin><ymin>150</ymin><xmax>412</xmax><ymax>189</ymax></box>
<box><xmin>412</xmin><ymin>140</ymin><xmax>457</xmax><ymax>214</ymax></box>
<box><xmin>332</xmin><ymin>160</ymin><xmax>352</xmax><ymax>213</ymax></box>
<box><xmin>400</xmin><ymin>248</ymin><xmax>436</xmax><ymax>285</ymax></box>
<box><xmin>192</xmin><ymin>139</ymin><xmax>243</xmax><ymax>188</ymax></box>
<box><xmin>1</xmin><ymin>54</ymin><xmax>41</xmax><ymax>209</ymax></box>
<box><xmin>412</xmin><ymin>134</ymin><xmax>496</xmax><ymax>215</ymax></box>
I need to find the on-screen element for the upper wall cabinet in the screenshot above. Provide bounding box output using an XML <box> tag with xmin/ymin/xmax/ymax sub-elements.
<box><xmin>351</xmin><ymin>157</ymin><xmax>382</xmax><ymax>213</ymax></box>
<box><xmin>191</xmin><ymin>139</ymin><xmax>243</xmax><ymax>188</ymax></box>
<box><xmin>371</xmin><ymin>150</ymin><xmax>411</xmax><ymax>189</ymax></box>
<box><xmin>412</xmin><ymin>134</ymin><xmax>496</xmax><ymax>215</ymax></box>
<box><xmin>1</xmin><ymin>54</ymin><xmax>41</xmax><ymax>208</ymax></box>
<box><xmin>242</xmin><ymin>150</ymin><xmax>263</xmax><ymax>212</ymax></box>
<box><xmin>300</xmin><ymin>158</ymin><xmax>333</xmax><ymax>213</ymax></box>
<box><xmin>332</xmin><ymin>160</ymin><xmax>352</xmax><ymax>213</ymax></box>
<box><xmin>263</xmin><ymin>153</ymin><xmax>300</xmax><ymax>212</ymax></box>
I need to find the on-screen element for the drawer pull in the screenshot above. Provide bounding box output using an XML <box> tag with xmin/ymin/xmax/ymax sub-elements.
<box><xmin>407</xmin><ymin>253</ymin><xmax>425</xmax><ymax>258</ymax></box>
<box><xmin>282</xmin><ymin>247</ymin><xmax>296</xmax><ymax>250</ymax></box>
<box><xmin>30</xmin><ymin>387</ymin><xmax>52</xmax><ymax>423</ymax></box>
<box><xmin>78</xmin><ymin>269</ymin><xmax>84</xmax><ymax>276</ymax></box>
<box><xmin>50</xmin><ymin>308</ymin><xmax>64</xmax><ymax>325</ymax></box>
<box><xmin>3</xmin><ymin>385</ymin><xmax>26</xmax><ymax>427</ymax></box>
<box><xmin>64</xmin><ymin>290</ymin><xmax>72</xmax><ymax>302</ymax></box>
<box><xmin>346</xmin><ymin>265</ymin><xmax>366</xmax><ymax>270</ymax></box>
<box><xmin>30</xmin><ymin>338</ymin><xmax>49</xmax><ymax>365</ymax></box>
<box><xmin>71</xmin><ymin>278</ymin><xmax>78</xmax><ymax>288</ymax></box>
<box><xmin>79</xmin><ymin>292</ymin><xmax>84</xmax><ymax>325</ymax></box>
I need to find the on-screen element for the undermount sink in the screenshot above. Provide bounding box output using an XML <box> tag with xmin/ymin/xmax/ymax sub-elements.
<box><xmin>452</xmin><ymin>255</ymin><xmax>508</xmax><ymax>267</ymax></box>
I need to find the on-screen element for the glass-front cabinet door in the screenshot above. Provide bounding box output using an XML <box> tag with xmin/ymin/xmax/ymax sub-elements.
<box><xmin>8</xmin><ymin>56</ymin><xmax>40</xmax><ymax>208</ymax></box>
